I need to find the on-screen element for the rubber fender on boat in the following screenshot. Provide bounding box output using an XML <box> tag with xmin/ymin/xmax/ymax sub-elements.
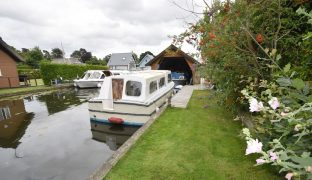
<box><xmin>108</xmin><ymin>117</ymin><xmax>124</xmax><ymax>124</ymax></box>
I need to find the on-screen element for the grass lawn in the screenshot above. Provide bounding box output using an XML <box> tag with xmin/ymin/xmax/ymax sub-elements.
<box><xmin>0</xmin><ymin>86</ymin><xmax>52</xmax><ymax>96</ymax></box>
<box><xmin>105</xmin><ymin>90</ymin><xmax>280</xmax><ymax>180</ymax></box>
<box><xmin>28</xmin><ymin>79</ymin><xmax>44</xmax><ymax>86</ymax></box>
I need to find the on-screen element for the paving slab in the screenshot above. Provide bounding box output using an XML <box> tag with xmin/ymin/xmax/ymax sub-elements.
<box><xmin>171</xmin><ymin>85</ymin><xmax>195</xmax><ymax>108</ymax></box>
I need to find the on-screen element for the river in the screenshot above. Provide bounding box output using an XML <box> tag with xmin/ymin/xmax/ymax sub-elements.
<box><xmin>0</xmin><ymin>88</ymin><xmax>139</xmax><ymax>180</ymax></box>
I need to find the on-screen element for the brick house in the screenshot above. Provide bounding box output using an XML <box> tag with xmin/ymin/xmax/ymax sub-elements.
<box><xmin>0</xmin><ymin>38</ymin><xmax>24</xmax><ymax>88</ymax></box>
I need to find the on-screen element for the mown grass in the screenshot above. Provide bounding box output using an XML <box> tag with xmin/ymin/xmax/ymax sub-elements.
<box><xmin>105</xmin><ymin>90</ymin><xmax>280</xmax><ymax>180</ymax></box>
<box><xmin>0</xmin><ymin>86</ymin><xmax>51</xmax><ymax>95</ymax></box>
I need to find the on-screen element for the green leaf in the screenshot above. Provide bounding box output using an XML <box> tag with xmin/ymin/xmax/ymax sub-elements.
<box><xmin>292</xmin><ymin>78</ymin><xmax>305</xmax><ymax>90</ymax></box>
<box><xmin>291</xmin><ymin>156</ymin><xmax>312</xmax><ymax>166</ymax></box>
<box><xmin>283</xmin><ymin>63</ymin><xmax>291</xmax><ymax>73</ymax></box>
<box><xmin>289</xmin><ymin>92</ymin><xmax>307</xmax><ymax>102</ymax></box>
<box><xmin>276</xmin><ymin>77</ymin><xmax>292</xmax><ymax>87</ymax></box>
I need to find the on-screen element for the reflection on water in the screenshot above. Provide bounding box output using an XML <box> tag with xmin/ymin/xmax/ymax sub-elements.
<box><xmin>37</xmin><ymin>88</ymin><xmax>94</xmax><ymax>115</ymax></box>
<box><xmin>90</xmin><ymin>121</ymin><xmax>139</xmax><ymax>151</ymax></box>
<box><xmin>0</xmin><ymin>88</ymin><xmax>122</xmax><ymax>180</ymax></box>
<box><xmin>0</xmin><ymin>99</ymin><xmax>34</xmax><ymax>148</ymax></box>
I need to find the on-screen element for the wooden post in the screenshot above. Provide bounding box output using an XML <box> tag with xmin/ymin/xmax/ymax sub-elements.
<box><xmin>35</xmin><ymin>79</ymin><xmax>37</xmax><ymax>86</ymax></box>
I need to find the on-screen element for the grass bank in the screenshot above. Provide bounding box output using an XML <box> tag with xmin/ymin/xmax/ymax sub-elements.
<box><xmin>105</xmin><ymin>90</ymin><xmax>280</xmax><ymax>180</ymax></box>
<box><xmin>0</xmin><ymin>84</ymin><xmax>71</xmax><ymax>100</ymax></box>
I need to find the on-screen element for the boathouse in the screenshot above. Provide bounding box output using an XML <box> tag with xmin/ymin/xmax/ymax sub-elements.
<box><xmin>0</xmin><ymin>38</ymin><xmax>24</xmax><ymax>88</ymax></box>
<box><xmin>146</xmin><ymin>44</ymin><xmax>200</xmax><ymax>84</ymax></box>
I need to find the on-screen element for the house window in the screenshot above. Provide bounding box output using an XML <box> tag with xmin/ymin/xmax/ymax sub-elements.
<box><xmin>159</xmin><ymin>77</ymin><xmax>165</xmax><ymax>88</ymax></box>
<box><xmin>126</xmin><ymin>81</ymin><xmax>142</xmax><ymax>96</ymax></box>
<box><xmin>0</xmin><ymin>107</ymin><xmax>11</xmax><ymax>121</ymax></box>
<box><xmin>149</xmin><ymin>80</ymin><xmax>158</xmax><ymax>94</ymax></box>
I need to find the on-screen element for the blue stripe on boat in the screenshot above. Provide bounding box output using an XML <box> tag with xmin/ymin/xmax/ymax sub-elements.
<box><xmin>90</xmin><ymin>117</ymin><xmax>144</xmax><ymax>127</ymax></box>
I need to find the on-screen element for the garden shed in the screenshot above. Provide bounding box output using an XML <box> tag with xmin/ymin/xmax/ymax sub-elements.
<box><xmin>146</xmin><ymin>44</ymin><xmax>199</xmax><ymax>84</ymax></box>
<box><xmin>0</xmin><ymin>37</ymin><xmax>25</xmax><ymax>88</ymax></box>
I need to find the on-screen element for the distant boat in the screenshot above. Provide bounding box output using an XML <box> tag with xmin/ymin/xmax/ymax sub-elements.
<box><xmin>74</xmin><ymin>70</ymin><xmax>127</xmax><ymax>88</ymax></box>
<box><xmin>88</xmin><ymin>70</ymin><xmax>174</xmax><ymax>126</ymax></box>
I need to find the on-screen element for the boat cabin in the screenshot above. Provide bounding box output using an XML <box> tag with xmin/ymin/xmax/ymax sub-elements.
<box><xmin>89</xmin><ymin>70</ymin><xmax>174</xmax><ymax>126</ymax></box>
<box><xmin>98</xmin><ymin>70</ymin><xmax>173</xmax><ymax>104</ymax></box>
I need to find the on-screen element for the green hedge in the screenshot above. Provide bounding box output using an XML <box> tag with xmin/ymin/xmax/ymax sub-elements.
<box><xmin>40</xmin><ymin>62</ymin><xmax>108</xmax><ymax>85</ymax></box>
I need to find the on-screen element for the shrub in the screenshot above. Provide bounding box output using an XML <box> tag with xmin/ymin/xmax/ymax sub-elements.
<box><xmin>40</xmin><ymin>62</ymin><xmax>108</xmax><ymax>85</ymax></box>
<box><xmin>240</xmin><ymin>67</ymin><xmax>312</xmax><ymax>179</ymax></box>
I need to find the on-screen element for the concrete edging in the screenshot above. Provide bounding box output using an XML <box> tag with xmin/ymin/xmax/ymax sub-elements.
<box><xmin>87</xmin><ymin>103</ymin><xmax>168</xmax><ymax>180</ymax></box>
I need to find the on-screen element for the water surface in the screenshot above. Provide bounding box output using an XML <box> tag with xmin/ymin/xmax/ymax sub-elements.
<box><xmin>0</xmin><ymin>88</ymin><xmax>139</xmax><ymax>180</ymax></box>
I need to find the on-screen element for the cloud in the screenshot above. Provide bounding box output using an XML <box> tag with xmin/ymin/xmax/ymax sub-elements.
<box><xmin>0</xmin><ymin>0</ymin><xmax>205</xmax><ymax>57</ymax></box>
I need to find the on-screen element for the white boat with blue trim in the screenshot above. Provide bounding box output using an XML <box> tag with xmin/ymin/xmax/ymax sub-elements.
<box><xmin>88</xmin><ymin>70</ymin><xmax>174</xmax><ymax>126</ymax></box>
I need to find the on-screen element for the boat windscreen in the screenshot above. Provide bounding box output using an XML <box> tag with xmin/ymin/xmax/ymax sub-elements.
<box><xmin>90</xmin><ymin>72</ymin><xmax>102</xmax><ymax>79</ymax></box>
<box><xmin>83</xmin><ymin>73</ymin><xmax>91</xmax><ymax>80</ymax></box>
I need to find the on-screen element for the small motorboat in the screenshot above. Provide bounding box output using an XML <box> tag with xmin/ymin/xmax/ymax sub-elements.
<box><xmin>74</xmin><ymin>70</ymin><xmax>127</xmax><ymax>88</ymax></box>
<box><xmin>88</xmin><ymin>70</ymin><xmax>174</xmax><ymax>126</ymax></box>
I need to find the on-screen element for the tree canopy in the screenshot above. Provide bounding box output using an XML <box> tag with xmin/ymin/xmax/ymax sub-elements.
<box><xmin>51</xmin><ymin>48</ymin><xmax>64</xmax><ymax>58</ymax></box>
<box><xmin>70</xmin><ymin>48</ymin><xmax>92</xmax><ymax>63</ymax></box>
<box><xmin>139</xmin><ymin>51</ymin><xmax>154</xmax><ymax>63</ymax></box>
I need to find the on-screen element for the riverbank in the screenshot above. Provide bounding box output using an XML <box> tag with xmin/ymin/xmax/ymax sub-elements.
<box><xmin>0</xmin><ymin>84</ymin><xmax>73</xmax><ymax>100</ymax></box>
<box><xmin>105</xmin><ymin>90</ymin><xmax>280</xmax><ymax>179</ymax></box>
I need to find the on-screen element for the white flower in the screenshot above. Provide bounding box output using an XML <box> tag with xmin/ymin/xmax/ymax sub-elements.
<box><xmin>269</xmin><ymin>151</ymin><xmax>278</xmax><ymax>161</ymax></box>
<box><xmin>285</xmin><ymin>172</ymin><xmax>293</xmax><ymax>180</ymax></box>
<box><xmin>246</xmin><ymin>139</ymin><xmax>263</xmax><ymax>155</ymax></box>
<box><xmin>268</xmin><ymin>97</ymin><xmax>280</xmax><ymax>110</ymax></box>
<box><xmin>256</xmin><ymin>158</ymin><xmax>266</xmax><ymax>164</ymax></box>
<box><xmin>249</xmin><ymin>98</ymin><xmax>264</xmax><ymax>112</ymax></box>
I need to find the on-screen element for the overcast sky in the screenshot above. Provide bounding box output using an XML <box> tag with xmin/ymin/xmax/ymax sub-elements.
<box><xmin>0</xmin><ymin>0</ymin><xmax>206</xmax><ymax>58</ymax></box>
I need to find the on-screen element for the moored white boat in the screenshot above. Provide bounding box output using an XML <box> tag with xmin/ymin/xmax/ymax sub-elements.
<box><xmin>88</xmin><ymin>70</ymin><xmax>174</xmax><ymax>126</ymax></box>
<box><xmin>74</xmin><ymin>70</ymin><xmax>127</xmax><ymax>88</ymax></box>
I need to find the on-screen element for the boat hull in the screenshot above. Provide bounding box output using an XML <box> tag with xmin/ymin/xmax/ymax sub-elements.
<box><xmin>88</xmin><ymin>89</ymin><xmax>173</xmax><ymax>126</ymax></box>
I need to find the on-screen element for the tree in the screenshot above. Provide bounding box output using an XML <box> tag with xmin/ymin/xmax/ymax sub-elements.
<box><xmin>85</xmin><ymin>56</ymin><xmax>107</xmax><ymax>66</ymax></box>
<box><xmin>81</xmin><ymin>51</ymin><xmax>92</xmax><ymax>62</ymax></box>
<box><xmin>139</xmin><ymin>51</ymin><xmax>154</xmax><ymax>63</ymax></box>
<box><xmin>42</xmin><ymin>50</ymin><xmax>51</xmax><ymax>60</ymax></box>
<box><xmin>132</xmin><ymin>52</ymin><xmax>139</xmax><ymax>63</ymax></box>
<box><xmin>25</xmin><ymin>46</ymin><xmax>44</xmax><ymax>68</ymax></box>
<box><xmin>70</xmin><ymin>48</ymin><xmax>92</xmax><ymax>63</ymax></box>
<box><xmin>103</xmin><ymin>54</ymin><xmax>111</xmax><ymax>64</ymax></box>
<box><xmin>51</xmin><ymin>48</ymin><xmax>64</xmax><ymax>58</ymax></box>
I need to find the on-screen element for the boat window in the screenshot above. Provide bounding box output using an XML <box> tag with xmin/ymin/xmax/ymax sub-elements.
<box><xmin>149</xmin><ymin>80</ymin><xmax>158</xmax><ymax>94</ymax></box>
<box><xmin>168</xmin><ymin>74</ymin><xmax>172</xmax><ymax>83</ymax></box>
<box><xmin>90</xmin><ymin>72</ymin><xmax>101</xmax><ymax>79</ymax></box>
<box><xmin>126</xmin><ymin>81</ymin><xmax>142</xmax><ymax>96</ymax></box>
<box><xmin>113</xmin><ymin>73</ymin><xmax>120</xmax><ymax>75</ymax></box>
<box><xmin>83</xmin><ymin>73</ymin><xmax>91</xmax><ymax>79</ymax></box>
<box><xmin>159</xmin><ymin>77</ymin><xmax>165</xmax><ymax>88</ymax></box>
